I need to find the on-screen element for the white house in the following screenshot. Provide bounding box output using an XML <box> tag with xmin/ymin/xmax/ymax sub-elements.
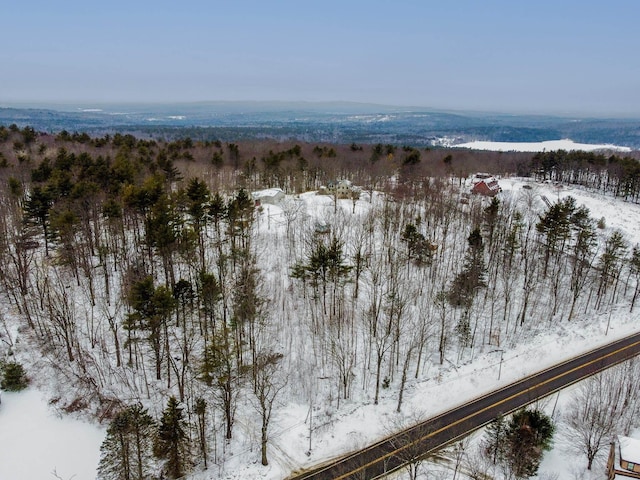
<box><xmin>251</xmin><ymin>188</ymin><xmax>285</xmax><ymax>206</ymax></box>
<box><xmin>324</xmin><ymin>179</ymin><xmax>359</xmax><ymax>199</ymax></box>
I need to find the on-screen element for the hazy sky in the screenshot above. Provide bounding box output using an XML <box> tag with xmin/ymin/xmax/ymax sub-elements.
<box><xmin>2</xmin><ymin>1</ymin><xmax>639</xmax><ymax>115</ymax></box>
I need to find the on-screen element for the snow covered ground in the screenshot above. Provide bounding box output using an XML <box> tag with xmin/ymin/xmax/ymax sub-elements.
<box><xmin>188</xmin><ymin>178</ymin><xmax>640</xmax><ymax>480</ymax></box>
<box><xmin>2</xmin><ymin>177</ymin><xmax>640</xmax><ymax>480</ymax></box>
<box><xmin>454</xmin><ymin>138</ymin><xmax>631</xmax><ymax>152</ymax></box>
<box><xmin>0</xmin><ymin>388</ymin><xmax>105</xmax><ymax>480</ymax></box>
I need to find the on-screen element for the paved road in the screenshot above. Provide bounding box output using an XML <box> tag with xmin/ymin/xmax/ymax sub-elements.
<box><xmin>287</xmin><ymin>331</ymin><xmax>640</xmax><ymax>480</ymax></box>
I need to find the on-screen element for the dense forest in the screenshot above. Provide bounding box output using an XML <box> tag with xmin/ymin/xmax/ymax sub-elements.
<box><xmin>2</xmin><ymin>123</ymin><xmax>640</xmax><ymax>479</ymax></box>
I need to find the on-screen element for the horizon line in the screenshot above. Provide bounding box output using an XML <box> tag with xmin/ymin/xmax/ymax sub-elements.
<box><xmin>1</xmin><ymin>100</ymin><xmax>639</xmax><ymax>120</ymax></box>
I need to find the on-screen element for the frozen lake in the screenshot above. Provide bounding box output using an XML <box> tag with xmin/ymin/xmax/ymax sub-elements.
<box><xmin>0</xmin><ymin>388</ymin><xmax>105</xmax><ymax>480</ymax></box>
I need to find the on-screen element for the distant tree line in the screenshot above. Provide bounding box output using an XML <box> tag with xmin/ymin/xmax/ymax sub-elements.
<box><xmin>530</xmin><ymin>149</ymin><xmax>640</xmax><ymax>201</ymax></box>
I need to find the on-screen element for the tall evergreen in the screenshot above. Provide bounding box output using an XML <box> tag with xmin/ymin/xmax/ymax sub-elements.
<box><xmin>401</xmin><ymin>223</ymin><xmax>432</xmax><ymax>266</ymax></box>
<box><xmin>184</xmin><ymin>177</ymin><xmax>211</xmax><ymax>270</ymax></box>
<box><xmin>536</xmin><ymin>197</ymin><xmax>575</xmax><ymax>275</ymax></box>
<box><xmin>199</xmin><ymin>329</ymin><xmax>238</xmax><ymax>440</ymax></box>
<box><xmin>194</xmin><ymin>397</ymin><xmax>208</xmax><ymax>469</ymax></box>
<box><xmin>630</xmin><ymin>246</ymin><xmax>640</xmax><ymax>311</ymax></box>
<box><xmin>292</xmin><ymin>235</ymin><xmax>352</xmax><ymax>315</ymax></box>
<box><xmin>567</xmin><ymin>205</ymin><xmax>596</xmax><ymax>319</ymax></box>
<box><xmin>596</xmin><ymin>230</ymin><xmax>627</xmax><ymax>306</ymax></box>
<box><xmin>154</xmin><ymin>396</ymin><xmax>190</xmax><ymax>479</ymax></box>
<box><xmin>447</xmin><ymin>227</ymin><xmax>487</xmax><ymax>345</ymax></box>
<box><xmin>226</xmin><ymin>188</ymin><xmax>254</xmax><ymax>254</ymax></box>
<box><xmin>505</xmin><ymin>408</ymin><xmax>554</xmax><ymax>478</ymax></box>
<box><xmin>448</xmin><ymin>227</ymin><xmax>487</xmax><ymax>308</ymax></box>
<box><xmin>483</xmin><ymin>415</ymin><xmax>507</xmax><ymax>465</ymax></box>
<box><xmin>98</xmin><ymin>404</ymin><xmax>155</xmax><ymax>480</ymax></box>
<box><xmin>125</xmin><ymin>276</ymin><xmax>176</xmax><ymax>380</ymax></box>
<box><xmin>483</xmin><ymin>196</ymin><xmax>500</xmax><ymax>248</ymax></box>
<box><xmin>23</xmin><ymin>185</ymin><xmax>54</xmax><ymax>256</ymax></box>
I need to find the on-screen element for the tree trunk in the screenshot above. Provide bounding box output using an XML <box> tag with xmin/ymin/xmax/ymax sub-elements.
<box><xmin>374</xmin><ymin>352</ymin><xmax>383</xmax><ymax>405</ymax></box>
<box><xmin>397</xmin><ymin>347</ymin><xmax>413</xmax><ymax>413</ymax></box>
<box><xmin>261</xmin><ymin>423</ymin><xmax>269</xmax><ymax>466</ymax></box>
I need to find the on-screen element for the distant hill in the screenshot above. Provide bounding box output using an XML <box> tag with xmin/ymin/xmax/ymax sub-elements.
<box><xmin>0</xmin><ymin>102</ymin><xmax>639</xmax><ymax>148</ymax></box>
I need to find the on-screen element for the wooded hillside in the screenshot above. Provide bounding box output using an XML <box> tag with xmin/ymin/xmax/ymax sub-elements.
<box><xmin>1</xmin><ymin>124</ymin><xmax>640</xmax><ymax>479</ymax></box>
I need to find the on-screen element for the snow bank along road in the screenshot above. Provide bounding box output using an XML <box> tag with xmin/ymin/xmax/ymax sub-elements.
<box><xmin>288</xmin><ymin>331</ymin><xmax>640</xmax><ymax>480</ymax></box>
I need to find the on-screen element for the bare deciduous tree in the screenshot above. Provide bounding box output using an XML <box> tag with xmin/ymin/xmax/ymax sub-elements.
<box><xmin>564</xmin><ymin>361</ymin><xmax>640</xmax><ymax>470</ymax></box>
<box><xmin>252</xmin><ymin>350</ymin><xmax>287</xmax><ymax>466</ymax></box>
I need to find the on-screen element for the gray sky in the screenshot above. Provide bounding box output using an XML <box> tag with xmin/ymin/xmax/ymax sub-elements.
<box><xmin>1</xmin><ymin>0</ymin><xmax>639</xmax><ymax>116</ymax></box>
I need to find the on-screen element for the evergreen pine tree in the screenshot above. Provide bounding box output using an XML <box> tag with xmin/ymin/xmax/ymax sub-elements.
<box><xmin>23</xmin><ymin>185</ymin><xmax>54</xmax><ymax>256</ymax></box>
<box><xmin>194</xmin><ymin>397</ymin><xmax>208</xmax><ymax>469</ymax></box>
<box><xmin>505</xmin><ymin>408</ymin><xmax>554</xmax><ymax>478</ymax></box>
<box><xmin>448</xmin><ymin>227</ymin><xmax>487</xmax><ymax>309</ymax></box>
<box><xmin>98</xmin><ymin>404</ymin><xmax>155</xmax><ymax>480</ymax></box>
<box><xmin>199</xmin><ymin>329</ymin><xmax>238</xmax><ymax>440</ymax></box>
<box><xmin>483</xmin><ymin>196</ymin><xmax>500</xmax><ymax>247</ymax></box>
<box><xmin>630</xmin><ymin>246</ymin><xmax>640</xmax><ymax>311</ymax></box>
<box><xmin>1</xmin><ymin>361</ymin><xmax>28</xmax><ymax>391</ymax></box>
<box><xmin>401</xmin><ymin>223</ymin><xmax>432</xmax><ymax>266</ymax></box>
<box><xmin>483</xmin><ymin>415</ymin><xmax>507</xmax><ymax>465</ymax></box>
<box><xmin>154</xmin><ymin>396</ymin><xmax>189</xmax><ymax>479</ymax></box>
<box><xmin>536</xmin><ymin>196</ymin><xmax>576</xmax><ymax>275</ymax></box>
<box><xmin>447</xmin><ymin>227</ymin><xmax>487</xmax><ymax>345</ymax></box>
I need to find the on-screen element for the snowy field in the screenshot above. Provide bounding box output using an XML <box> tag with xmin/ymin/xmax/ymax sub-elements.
<box><xmin>2</xmin><ymin>174</ymin><xmax>640</xmax><ymax>480</ymax></box>
<box><xmin>455</xmin><ymin>138</ymin><xmax>631</xmax><ymax>152</ymax></box>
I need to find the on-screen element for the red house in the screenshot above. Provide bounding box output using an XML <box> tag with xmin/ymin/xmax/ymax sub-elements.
<box><xmin>471</xmin><ymin>175</ymin><xmax>501</xmax><ymax>197</ymax></box>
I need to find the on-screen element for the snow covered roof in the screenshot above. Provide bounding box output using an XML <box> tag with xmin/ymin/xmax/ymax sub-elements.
<box><xmin>327</xmin><ymin>179</ymin><xmax>352</xmax><ymax>188</ymax></box>
<box><xmin>251</xmin><ymin>188</ymin><xmax>285</xmax><ymax>199</ymax></box>
<box><xmin>619</xmin><ymin>436</ymin><xmax>640</xmax><ymax>464</ymax></box>
<box><xmin>482</xmin><ymin>179</ymin><xmax>500</xmax><ymax>190</ymax></box>
<box><xmin>471</xmin><ymin>173</ymin><xmax>493</xmax><ymax>183</ymax></box>
<box><xmin>471</xmin><ymin>173</ymin><xmax>500</xmax><ymax>188</ymax></box>
<box><xmin>471</xmin><ymin>177</ymin><xmax>501</xmax><ymax>195</ymax></box>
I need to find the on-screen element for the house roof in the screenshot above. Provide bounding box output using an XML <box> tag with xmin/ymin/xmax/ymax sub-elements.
<box><xmin>472</xmin><ymin>178</ymin><xmax>501</xmax><ymax>192</ymax></box>
<box><xmin>328</xmin><ymin>179</ymin><xmax>352</xmax><ymax>188</ymax></box>
<box><xmin>620</xmin><ymin>436</ymin><xmax>640</xmax><ymax>464</ymax></box>
<box><xmin>471</xmin><ymin>172</ymin><xmax>493</xmax><ymax>183</ymax></box>
<box><xmin>251</xmin><ymin>188</ymin><xmax>285</xmax><ymax>199</ymax></box>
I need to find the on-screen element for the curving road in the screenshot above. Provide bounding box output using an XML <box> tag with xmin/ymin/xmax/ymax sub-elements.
<box><xmin>287</xmin><ymin>331</ymin><xmax>640</xmax><ymax>480</ymax></box>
